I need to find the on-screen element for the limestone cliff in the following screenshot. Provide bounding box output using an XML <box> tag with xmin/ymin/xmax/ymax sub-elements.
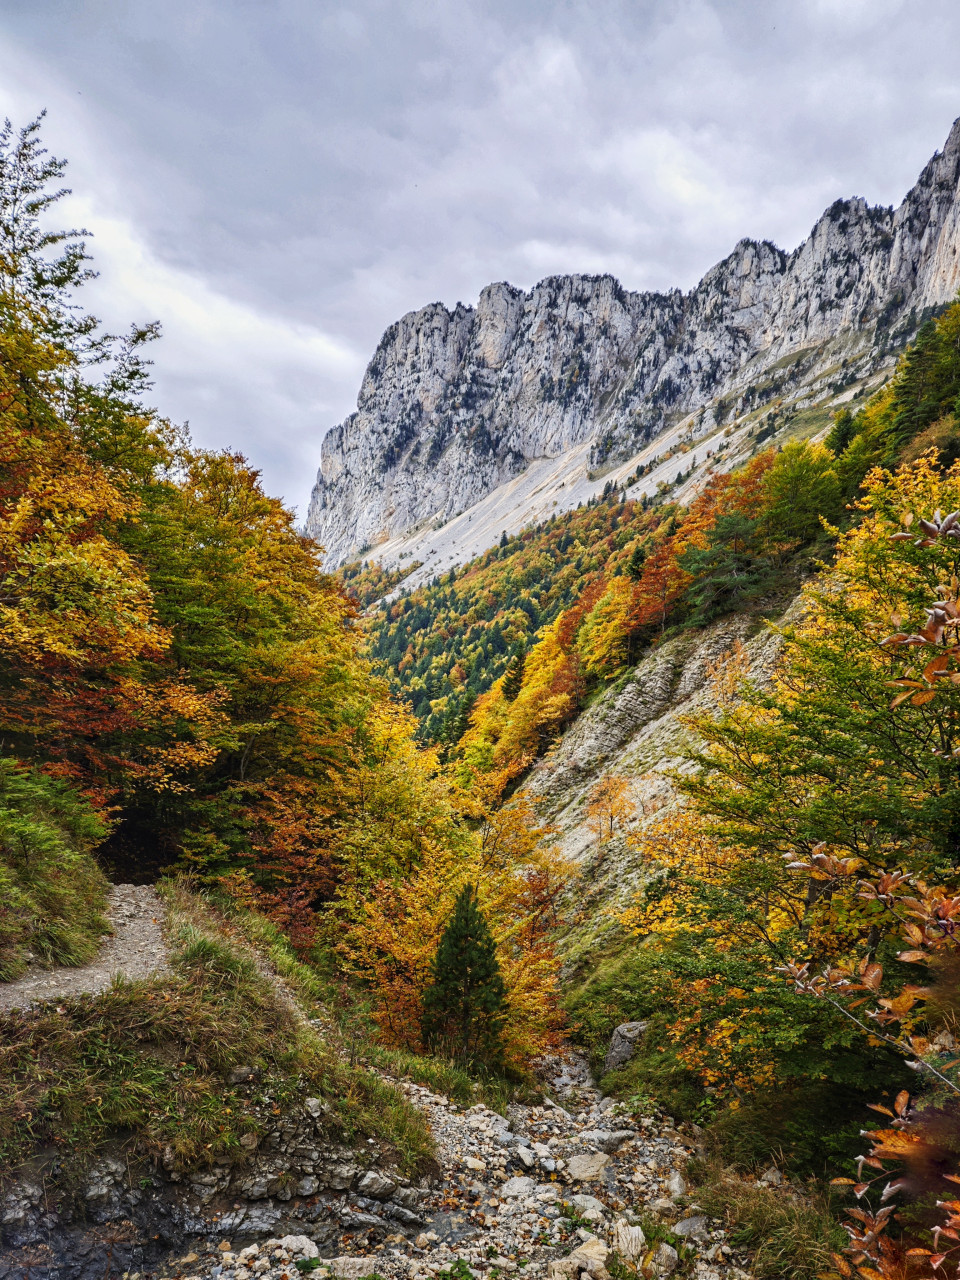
<box><xmin>307</xmin><ymin>120</ymin><xmax>960</xmax><ymax>568</ymax></box>
<box><xmin>522</xmin><ymin>596</ymin><xmax>799</xmax><ymax>974</ymax></box>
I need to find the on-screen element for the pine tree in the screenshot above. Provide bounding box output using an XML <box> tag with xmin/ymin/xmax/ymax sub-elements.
<box><xmin>626</xmin><ymin>543</ymin><xmax>647</xmax><ymax>582</ymax></box>
<box><xmin>502</xmin><ymin>649</ymin><xmax>526</xmax><ymax>702</ymax></box>
<box><xmin>676</xmin><ymin>512</ymin><xmax>770</xmax><ymax>625</ymax></box>
<box><xmin>421</xmin><ymin>884</ymin><xmax>508</xmax><ymax>1067</ymax></box>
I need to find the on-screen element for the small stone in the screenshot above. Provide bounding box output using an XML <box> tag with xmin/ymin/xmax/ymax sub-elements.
<box><xmin>610</xmin><ymin>1221</ymin><xmax>646</xmax><ymax>1260</ymax></box>
<box><xmin>298</xmin><ymin>1176</ymin><xmax>319</xmax><ymax>1197</ymax></box>
<box><xmin>239</xmin><ymin>1132</ymin><xmax>258</xmax><ymax>1150</ymax></box>
<box><xmin>279</xmin><ymin>1236</ymin><xmax>320</xmax><ymax>1259</ymax></box>
<box><xmin>649</xmin><ymin>1243</ymin><xmax>678</xmax><ymax>1277</ymax></box>
<box><xmin>673</xmin><ymin>1216</ymin><xmax>708</xmax><ymax>1240</ymax></box>
<box><xmin>415</xmin><ymin>1233</ymin><xmax>431</xmax><ymax>1249</ymax></box>
<box><xmin>569</xmin><ymin>1194</ymin><xmax>605</xmax><ymax>1216</ymax></box>
<box><xmin>566</xmin><ymin>1153</ymin><xmax>610</xmax><ymax>1182</ymax></box>
<box><xmin>665</xmin><ymin>1170</ymin><xmax>687</xmax><ymax>1199</ymax></box>
<box><xmin>759</xmin><ymin>1165</ymin><xmax>782</xmax><ymax>1187</ymax></box>
<box><xmin>218</xmin><ymin>1242</ymin><xmax>233</xmax><ymax>1253</ymax></box>
<box><xmin>328</xmin><ymin>1259</ymin><xmax>376</xmax><ymax>1280</ymax></box>
<box><xmin>358</xmin><ymin>1170</ymin><xmax>398</xmax><ymax>1199</ymax></box>
<box><xmin>548</xmin><ymin>1235</ymin><xmax>610</xmax><ymax>1279</ymax></box>
<box><xmin>464</xmin><ymin>1157</ymin><xmax>486</xmax><ymax>1172</ymax></box>
<box><xmin>238</xmin><ymin>1246</ymin><xmax>260</xmax><ymax>1261</ymax></box>
<box><xmin>502</xmin><ymin>1176</ymin><xmax>536</xmax><ymax>1197</ymax></box>
<box><xmin>392</xmin><ymin>1186</ymin><xmax>421</xmax><ymax>1208</ymax></box>
<box><xmin>516</xmin><ymin>1146</ymin><xmax>536</xmax><ymax>1170</ymax></box>
<box><xmin>180</xmin><ymin>1255</ymin><xmax>199</xmax><ymax>1266</ymax></box>
<box><xmin>304</xmin><ymin>1097</ymin><xmax>325</xmax><ymax>1118</ymax></box>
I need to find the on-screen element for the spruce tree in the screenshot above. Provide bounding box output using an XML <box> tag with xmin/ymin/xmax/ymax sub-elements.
<box><xmin>502</xmin><ymin>649</ymin><xmax>525</xmax><ymax>702</ymax></box>
<box><xmin>421</xmin><ymin>884</ymin><xmax>508</xmax><ymax>1067</ymax></box>
<box><xmin>626</xmin><ymin>543</ymin><xmax>647</xmax><ymax>582</ymax></box>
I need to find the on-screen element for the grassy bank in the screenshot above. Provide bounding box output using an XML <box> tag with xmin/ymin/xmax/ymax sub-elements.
<box><xmin>215</xmin><ymin>890</ymin><xmax>534</xmax><ymax>1114</ymax></box>
<box><xmin>0</xmin><ymin>762</ymin><xmax>110</xmax><ymax>981</ymax></box>
<box><xmin>0</xmin><ymin>884</ymin><xmax>433</xmax><ymax>1185</ymax></box>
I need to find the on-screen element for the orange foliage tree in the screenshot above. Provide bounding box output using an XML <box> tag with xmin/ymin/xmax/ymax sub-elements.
<box><xmin>586</xmin><ymin>773</ymin><xmax>635</xmax><ymax>843</ymax></box>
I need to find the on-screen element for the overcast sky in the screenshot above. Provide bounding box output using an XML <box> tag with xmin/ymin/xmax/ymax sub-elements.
<box><xmin>1</xmin><ymin>0</ymin><xmax>959</xmax><ymax>515</ymax></box>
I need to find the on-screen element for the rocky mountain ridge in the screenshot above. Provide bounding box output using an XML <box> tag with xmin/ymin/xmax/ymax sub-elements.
<box><xmin>307</xmin><ymin>118</ymin><xmax>960</xmax><ymax>570</ymax></box>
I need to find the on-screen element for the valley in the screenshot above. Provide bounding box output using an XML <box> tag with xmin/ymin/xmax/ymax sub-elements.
<box><xmin>4</xmin><ymin>110</ymin><xmax>960</xmax><ymax>1280</ymax></box>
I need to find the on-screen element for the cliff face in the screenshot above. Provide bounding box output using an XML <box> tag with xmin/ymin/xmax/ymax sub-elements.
<box><xmin>520</xmin><ymin>599</ymin><xmax>796</xmax><ymax>975</ymax></box>
<box><xmin>307</xmin><ymin>120</ymin><xmax>960</xmax><ymax>567</ymax></box>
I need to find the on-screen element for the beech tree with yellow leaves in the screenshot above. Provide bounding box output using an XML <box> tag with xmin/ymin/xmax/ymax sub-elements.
<box><xmin>586</xmin><ymin>773</ymin><xmax>634</xmax><ymax>844</ymax></box>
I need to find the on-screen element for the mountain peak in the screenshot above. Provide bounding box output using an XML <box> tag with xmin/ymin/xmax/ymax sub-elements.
<box><xmin>307</xmin><ymin>124</ymin><xmax>960</xmax><ymax>569</ymax></box>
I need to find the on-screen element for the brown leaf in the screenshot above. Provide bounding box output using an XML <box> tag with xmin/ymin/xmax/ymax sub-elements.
<box><xmin>923</xmin><ymin>655</ymin><xmax>952</xmax><ymax>682</ymax></box>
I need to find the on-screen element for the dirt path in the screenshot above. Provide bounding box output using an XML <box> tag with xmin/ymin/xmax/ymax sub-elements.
<box><xmin>0</xmin><ymin>883</ymin><xmax>169</xmax><ymax>1012</ymax></box>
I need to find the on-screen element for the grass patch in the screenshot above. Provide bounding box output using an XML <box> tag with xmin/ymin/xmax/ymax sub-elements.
<box><xmin>0</xmin><ymin>884</ymin><xmax>433</xmax><ymax>1185</ymax></box>
<box><xmin>363</xmin><ymin>1045</ymin><xmax>479</xmax><ymax>1106</ymax></box>
<box><xmin>691</xmin><ymin>1158</ymin><xmax>846</xmax><ymax>1280</ymax></box>
<box><xmin>0</xmin><ymin>761</ymin><xmax>110</xmax><ymax>979</ymax></box>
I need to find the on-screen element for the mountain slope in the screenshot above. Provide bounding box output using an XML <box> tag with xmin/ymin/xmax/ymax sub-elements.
<box><xmin>307</xmin><ymin>119</ymin><xmax>960</xmax><ymax>571</ymax></box>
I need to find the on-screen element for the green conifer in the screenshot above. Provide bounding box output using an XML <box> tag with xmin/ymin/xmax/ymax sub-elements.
<box><xmin>502</xmin><ymin>649</ymin><xmax>525</xmax><ymax>702</ymax></box>
<box><xmin>421</xmin><ymin>884</ymin><xmax>507</xmax><ymax>1067</ymax></box>
<box><xmin>626</xmin><ymin>543</ymin><xmax>647</xmax><ymax>582</ymax></box>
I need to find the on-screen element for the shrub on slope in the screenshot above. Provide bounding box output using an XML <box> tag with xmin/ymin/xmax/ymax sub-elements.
<box><xmin>0</xmin><ymin>761</ymin><xmax>108</xmax><ymax>979</ymax></box>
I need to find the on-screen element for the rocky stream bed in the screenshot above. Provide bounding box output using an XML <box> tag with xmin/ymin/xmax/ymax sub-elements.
<box><xmin>128</xmin><ymin>1052</ymin><xmax>753</xmax><ymax>1280</ymax></box>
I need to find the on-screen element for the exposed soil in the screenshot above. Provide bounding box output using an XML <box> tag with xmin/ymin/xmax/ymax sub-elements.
<box><xmin>0</xmin><ymin>883</ymin><xmax>169</xmax><ymax>1011</ymax></box>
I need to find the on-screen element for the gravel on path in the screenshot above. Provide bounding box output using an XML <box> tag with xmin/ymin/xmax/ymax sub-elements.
<box><xmin>0</xmin><ymin>883</ymin><xmax>169</xmax><ymax>1011</ymax></box>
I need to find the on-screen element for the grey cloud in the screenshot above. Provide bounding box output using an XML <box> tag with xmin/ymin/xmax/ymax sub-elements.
<box><xmin>0</xmin><ymin>0</ymin><xmax>958</xmax><ymax>512</ymax></box>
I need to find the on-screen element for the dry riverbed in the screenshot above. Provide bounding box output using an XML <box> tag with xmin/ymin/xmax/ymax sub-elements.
<box><xmin>155</xmin><ymin>1054</ymin><xmax>752</xmax><ymax>1280</ymax></box>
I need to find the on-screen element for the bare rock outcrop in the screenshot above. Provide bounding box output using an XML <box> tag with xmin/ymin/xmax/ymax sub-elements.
<box><xmin>308</xmin><ymin>120</ymin><xmax>960</xmax><ymax>567</ymax></box>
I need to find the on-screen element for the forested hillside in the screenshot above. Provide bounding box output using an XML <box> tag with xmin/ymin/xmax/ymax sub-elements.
<box><xmin>341</xmin><ymin>296</ymin><xmax>960</xmax><ymax>1280</ymax></box>
<box><xmin>356</xmin><ymin>302</ymin><xmax>960</xmax><ymax>774</ymax></box>
<box><xmin>8</xmin><ymin>112</ymin><xmax>960</xmax><ymax>1280</ymax></box>
<box><xmin>0</xmin><ymin>117</ymin><xmax>565</xmax><ymax>1071</ymax></box>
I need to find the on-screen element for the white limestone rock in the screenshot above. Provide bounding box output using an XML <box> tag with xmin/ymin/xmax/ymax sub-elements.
<box><xmin>308</xmin><ymin>121</ymin><xmax>960</xmax><ymax>569</ymax></box>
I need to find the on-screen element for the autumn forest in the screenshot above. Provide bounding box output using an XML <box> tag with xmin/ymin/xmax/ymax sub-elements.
<box><xmin>5</xmin><ymin>113</ymin><xmax>960</xmax><ymax>1280</ymax></box>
